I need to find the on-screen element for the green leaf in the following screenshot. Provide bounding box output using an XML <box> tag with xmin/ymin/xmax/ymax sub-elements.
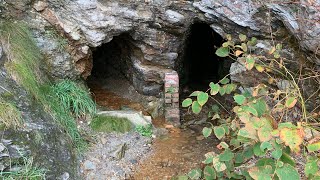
<box><xmin>260</xmin><ymin>141</ymin><xmax>273</xmax><ymax>151</ymax></box>
<box><xmin>204</xmin><ymin>166</ymin><xmax>216</xmax><ymax>180</ymax></box>
<box><xmin>279</xmin><ymin>128</ymin><xmax>303</xmax><ymax>153</ymax></box>
<box><xmin>278</xmin><ymin>122</ymin><xmax>297</xmax><ymax>129</ymax></box>
<box><xmin>239</xmin><ymin>34</ymin><xmax>247</xmax><ymax>42</ymax></box>
<box><xmin>197</xmin><ymin>92</ymin><xmax>209</xmax><ymax>106</ymax></box>
<box><xmin>213</xmin><ymin>161</ymin><xmax>227</xmax><ymax>172</ymax></box>
<box><xmin>203</xmin><ymin>156</ymin><xmax>214</xmax><ymax>164</ymax></box>
<box><xmin>241</xmin><ymin>43</ymin><xmax>248</xmax><ymax>52</ymax></box>
<box><xmin>182</xmin><ymin>98</ymin><xmax>192</xmax><ymax>107</ymax></box>
<box><xmin>188</xmin><ymin>168</ymin><xmax>202</xmax><ymax>179</ymax></box>
<box><xmin>305</xmin><ymin>159</ymin><xmax>318</xmax><ymax>177</ymax></box>
<box><xmin>271</xmin><ymin>148</ymin><xmax>283</xmax><ymax>159</ymax></box>
<box><xmin>247</xmin><ymin>37</ymin><xmax>258</xmax><ymax>46</ymax></box>
<box><xmin>243</xmin><ymin>147</ymin><xmax>254</xmax><ymax>159</ymax></box>
<box><xmin>218</xmin><ymin>142</ymin><xmax>229</xmax><ymax>149</ymax></box>
<box><xmin>220</xmin><ymin>77</ymin><xmax>230</xmax><ymax>85</ymax></box>
<box><xmin>251</xmin><ymin>99</ymin><xmax>268</xmax><ymax>117</ymax></box>
<box><xmin>285</xmin><ymin>97</ymin><xmax>297</xmax><ymax>108</ymax></box>
<box><xmin>245</xmin><ymin>55</ymin><xmax>255</xmax><ymax>70</ymax></box>
<box><xmin>275</xmin><ymin>164</ymin><xmax>299</xmax><ymax>180</ymax></box>
<box><xmin>189</xmin><ymin>91</ymin><xmax>201</xmax><ymax>97</ymax></box>
<box><xmin>235</xmin><ymin>153</ymin><xmax>244</xmax><ymax>164</ymax></box>
<box><xmin>234</xmin><ymin>95</ymin><xmax>246</xmax><ymax>105</ymax></box>
<box><xmin>216</xmin><ymin>47</ymin><xmax>229</xmax><ymax>57</ymax></box>
<box><xmin>248</xmin><ymin>166</ymin><xmax>273</xmax><ymax>180</ymax></box>
<box><xmin>242</xmin><ymin>106</ymin><xmax>258</xmax><ymax>117</ymax></box>
<box><xmin>225</xmin><ymin>84</ymin><xmax>237</xmax><ymax>94</ymax></box>
<box><xmin>280</xmin><ymin>152</ymin><xmax>296</xmax><ymax>167</ymax></box>
<box><xmin>192</xmin><ymin>101</ymin><xmax>202</xmax><ymax>114</ymax></box>
<box><xmin>219</xmin><ymin>86</ymin><xmax>226</xmax><ymax>96</ymax></box>
<box><xmin>254</xmin><ymin>143</ymin><xmax>266</xmax><ymax>157</ymax></box>
<box><xmin>256</xmin><ymin>158</ymin><xmax>276</xmax><ymax>172</ymax></box>
<box><xmin>238</xmin><ymin>128</ymin><xmax>257</xmax><ymax>140</ymax></box>
<box><xmin>219</xmin><ymin>149</ymin><xmax>234</xmax><ymax>161</ymax></box>
<box><xmin>307</xmin><ymin>142</ymin><xmax>320</xmax><ymax>152</ymax></box>
<box><xmin>178</xmin><ymin>176</ymin><xmax>189</xmax><ymax>180</ymax></box>
<box><xmin>209</xmin><ymin>83</ymin><xmax>220</xmax><ymax>95</ymax></box>
<box><xmin>214</xmin><ymin>126</ymin><xmax>225</xmax><ymax>140</ymax></box>
<box><xmin>202</xmin><ymin>127</ymin><xmax>212</xmax><ymax>138</ymax></box>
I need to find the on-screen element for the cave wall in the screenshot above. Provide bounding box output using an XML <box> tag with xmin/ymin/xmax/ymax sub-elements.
<box><xmin>11</xmin><ymin>0</ymin><xmax>317</xmax><ymax>97</ymax></box>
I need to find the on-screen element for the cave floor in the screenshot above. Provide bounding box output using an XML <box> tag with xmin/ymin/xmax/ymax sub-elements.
<box><xmin>79</xmin><ymin>78</ymin><xmax>220</xmax><ymax>179</ymax></box>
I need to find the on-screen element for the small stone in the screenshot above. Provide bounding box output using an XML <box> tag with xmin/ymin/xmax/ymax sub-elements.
<box><xmin>164</xmin><ymin>124</ymin><xmax>174</xmax><ymax>129</ymax></box>
<box><xmin>33</xmin><ymin>1</ymin><xmax>48</xmax><ymax>12</ymax></box>
<box><xmin>196</xmin><ymin>135</ymin><xmax>204</xmax><ymax>141</ymax></box>
<box><xmin>100</xmin><ymin>137</ymin><xmax>107</xmax><ymax>144</ymax></box>
<box><xmin>60</xmin><ymin>172</ymin><xmax>70</xmax><ymax>180</ymax></box>
<box><xmin>130</xmin><ymin>159</ymin><xmax>138</xmax><ymax>164</ymax></box>
<box><xmin>83</xmin><ymin>160</ymin><xmax>96</xmax><ymax>170</ymax></box>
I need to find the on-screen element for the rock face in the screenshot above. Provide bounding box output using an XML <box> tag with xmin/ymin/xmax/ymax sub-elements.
<box><xmin>0</xmin><ymin>65</ymin><xmax>77</xmax><ymax>178</ymax></box>
<box><xmin>16</xmin><ymin>0</ymin><xmax>318</xmax><ymax>96</ymax></box>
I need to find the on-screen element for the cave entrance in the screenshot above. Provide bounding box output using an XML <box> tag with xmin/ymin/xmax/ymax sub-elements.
<box><xmin>181</xmin><ymin>22</ymin><xmax>230</xmax><ymax>92</ymax></box>
<box><xmin>87</xmin><ymin>34</ymin><xmax>140</xmax><ymax>110</ymax></box>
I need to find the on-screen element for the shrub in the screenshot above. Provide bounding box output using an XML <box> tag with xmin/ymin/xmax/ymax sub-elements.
<box><xmin>180</xmin><ymin>34</ymin><xmax>320</xmax><ymax>179</ymax></box>
<box><xmin>90</xmin><ymin>115</ymin><xmax>133</xmax><ymax>133</ymax></box>
<box><xmin>135</xmin><ymin>124</ymin><xmax>153</xmax><ymax>137</ymax></box>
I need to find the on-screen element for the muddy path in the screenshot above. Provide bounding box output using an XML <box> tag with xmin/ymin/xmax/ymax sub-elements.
<box><xmin>83</xmin><ymin>79</ymin><xmax>220</xmax><ymax>179</ymax></box>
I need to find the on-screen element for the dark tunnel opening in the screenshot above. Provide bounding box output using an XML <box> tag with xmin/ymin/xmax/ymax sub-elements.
<box><xmin>88</xmin><ymin>34</ymin><xmax>132</xmax><ymax>82</ymax></box>
<box><xmin>181</xmin><ymin>22</ymin><xmax>230</xmax><ymax>92</ymax></box>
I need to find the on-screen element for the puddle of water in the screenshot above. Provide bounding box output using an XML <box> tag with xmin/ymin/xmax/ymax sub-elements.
<box><xmin>89</xmin><ymin>81</ymin><xmax>145</xmax><ymax>112</ymax></box>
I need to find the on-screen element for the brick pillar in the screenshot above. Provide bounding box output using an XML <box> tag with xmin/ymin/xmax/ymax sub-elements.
<box><xmin>164</xmin><ymin>71</ymin><xmax>180</xmax><ymax>126</ymax></box>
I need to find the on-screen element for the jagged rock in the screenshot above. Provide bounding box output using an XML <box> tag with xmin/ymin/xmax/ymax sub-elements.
<box><xmin>33</xmin><ymin>1</ymin><xmax>47</xmax><ymax>12</ymax></box>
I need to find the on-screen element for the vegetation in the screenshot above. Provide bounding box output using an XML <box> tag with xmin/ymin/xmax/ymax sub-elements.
<box><xmin>51</xmin><ymin>79</ymin><xmax>96</xmax><ymax>118</ymax></box>
<box><xmin>0</xmin><ymin>154</ymin><xmax>46</xmax><ymax>180</ymax></box>
<box><xmin>0</xmin><ymin>21</ymin><xmax>94</xmax><ymax>152</ymax></box>
<box><xmin>90</xmin><ymin>115</ymin><xmax>133</xmax><ymax>133</ymax></box>
<box><xmin>180</xmin><ymin>34</ymin><xmax>320</xmax><ymax>179</ymax></box>
<box><xmin>0</xmin><ymin>99</ymin><xmax>22</xmax><ymax>129</ymax></box>
<box><xmin>135</xmin><ymin>124</ymin><xmax>153</xmax><ymax>137</ymax></box>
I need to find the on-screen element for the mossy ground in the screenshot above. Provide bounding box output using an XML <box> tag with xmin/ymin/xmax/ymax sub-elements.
<box><xmin>90</xmin><ymin>115</ymin><xmax>133</xmax><ymax>133</ymax></box>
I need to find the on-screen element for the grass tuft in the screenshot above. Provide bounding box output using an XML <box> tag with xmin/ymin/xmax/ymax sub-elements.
<box><xmin>51</xmin><ymin>80</ymin><xmax>96</xmax><ymax>118</ymax></box>
<box><xmin>0</xmin><ymin>99</ymin><xmax>22</xmax><ymax>130</ymax></box>
<box><xmin>90</xmin><ymin>115</ymin><xmax>133</xmax><ymax>133</ymax></box>
<box><xmin>0</xmin><ymin>154</ymin><xmax>46</xmax><ymax>179</ymax></box>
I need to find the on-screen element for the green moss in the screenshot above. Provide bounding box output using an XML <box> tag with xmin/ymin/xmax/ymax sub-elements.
<box><xmin>90</xmin><ymin>115</ymin><xmax>133</xmax><ymax>133</ymax></box>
